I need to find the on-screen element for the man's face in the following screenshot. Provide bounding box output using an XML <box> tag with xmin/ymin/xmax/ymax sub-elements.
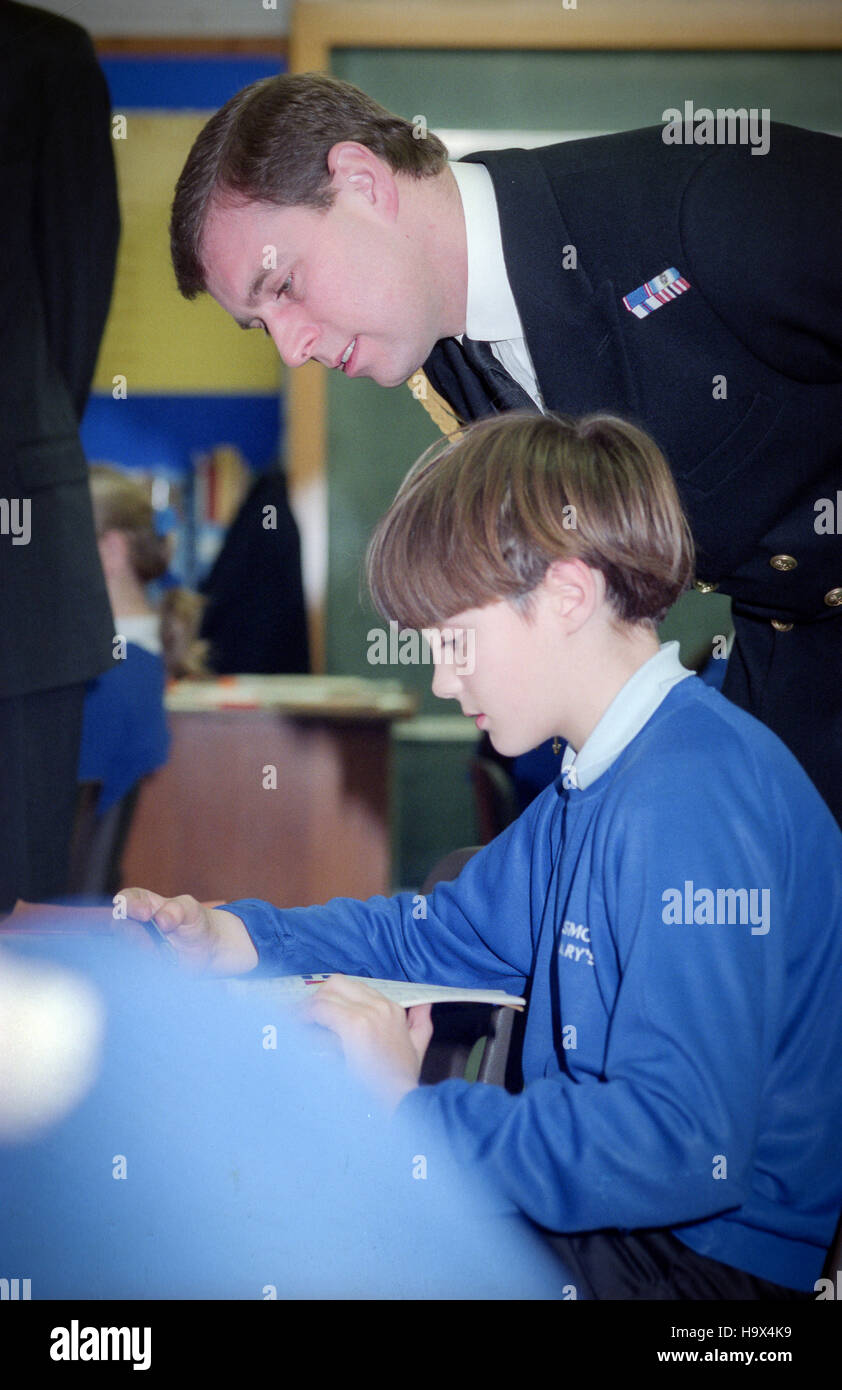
<box><xmin>201</xmin><ymin>182</ymin><xmax>444</xmax><ymax>389</ymax></box>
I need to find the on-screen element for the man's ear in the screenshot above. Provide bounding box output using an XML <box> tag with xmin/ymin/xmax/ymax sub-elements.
<box><xmin>326</xmin><ymin>141</ymin><xmax>399</xmax><ymax>217</ymax></box>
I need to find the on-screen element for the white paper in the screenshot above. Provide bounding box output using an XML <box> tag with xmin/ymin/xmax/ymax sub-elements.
<box><xmin>227</xmin><ymin>973</ymin><xmax>524</xmax><ymax>1010</ymax></box>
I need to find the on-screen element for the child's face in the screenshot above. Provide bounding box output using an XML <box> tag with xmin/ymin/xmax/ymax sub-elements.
<box><xmin>429</xmin><ymin>590</ymin><xmax>564</xmax><ymax>758</ymax></box>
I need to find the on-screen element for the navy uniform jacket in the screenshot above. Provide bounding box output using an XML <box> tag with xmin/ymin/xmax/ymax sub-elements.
<box><xmin>0</xmin><ymin>2</ymin><xmax>119</xmax><ymax>700</ymax></box>
<box><xmin>423</xmin><ymin>123</ymin><xmax>842</xmax><ymax>820</ymax></box>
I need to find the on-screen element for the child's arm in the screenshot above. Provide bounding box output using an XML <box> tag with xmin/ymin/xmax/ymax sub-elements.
<box><xmin>401</xmin><ymin>834</ymin><xmax>775</xmax><ymax>1232</ymax></box>
<box><xmin>123</xmin><ymin>787</ymin><xmax>553</xmax><ymax>987</ymax></box>
<box><xmin>399</xmin><ymin>746</ymin><xmax>838</xmax><ymax>1244</ymax></box>
<box><xmin>119</xmin><ymin>786</ymin><xmax>551</xmax><ymax>988</ymax></box>
<box><xmin>120</xmin><ymin>888</ymin><xmax>258</xmax><ymax>975</ymax></box>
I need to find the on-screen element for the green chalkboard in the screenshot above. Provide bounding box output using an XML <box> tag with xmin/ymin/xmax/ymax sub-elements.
<box><xmin>333</xmin><ymin>48</ymin><xmax>842</xmax><ymax>136</ymax></box>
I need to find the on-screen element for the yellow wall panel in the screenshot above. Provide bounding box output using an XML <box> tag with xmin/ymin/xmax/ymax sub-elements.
<box><xmin>93</xmin><ymin>113</ymin><xmax>281</xmax><ymax>395</ymax></box>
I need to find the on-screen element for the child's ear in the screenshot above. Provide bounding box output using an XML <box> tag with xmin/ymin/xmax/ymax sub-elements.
<box><xmin>544</xmin><ymin>558</ymin><xmax>601</xmax><ymax>627</ymax></box>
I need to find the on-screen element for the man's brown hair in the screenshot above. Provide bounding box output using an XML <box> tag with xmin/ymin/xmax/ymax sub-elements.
<box><xmin>366</xmin><ymin>412</ymin><xmax>695</xmax><ymax>629</ymax></box>
<box><xmin>170</xmin><ymin>72</ymin><xmax>449</xmax><ymax>299</ymax></box>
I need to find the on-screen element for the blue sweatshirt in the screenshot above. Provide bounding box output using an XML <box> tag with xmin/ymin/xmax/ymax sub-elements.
<box><xmin>79</xmin><ymin>642</ymin><xmax>169</xmax><ymax>812</ymax></box>
<box><xmin>226</xmin><ymin>677</ymin><xmax>842</xmax><ymax>1291</ymax></box>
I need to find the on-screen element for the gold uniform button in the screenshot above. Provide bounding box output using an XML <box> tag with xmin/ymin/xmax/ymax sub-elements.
<box><xmin>824</xmin><ymin>587</ymin><xmax>842</xmax><ymax>607</ymax></box>
<box><xmin>770</xmin><ymin>554</ymin><xmax>797</xmax><ymax>571</ymax></box>
<box><xmin>694</xmin><ymin>580</ymin><xmax>719</xmax><ymax>594</ymax></box>
<box><xmin>770</xmin><ymin>619</ymin><xmax>794</xmax><ymax>632</ymax></box>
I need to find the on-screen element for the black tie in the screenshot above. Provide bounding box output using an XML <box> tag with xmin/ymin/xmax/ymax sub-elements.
<box><xmin>460</xmin><ymin>336</ymin><xmax>538</xmax><ymax>414</ymax></box>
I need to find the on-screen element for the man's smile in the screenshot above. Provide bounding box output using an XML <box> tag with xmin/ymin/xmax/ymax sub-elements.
<box><xmin>336</xmin><ymin>337</ymin><xmax>358</xmax><ymax>372</ymax></box>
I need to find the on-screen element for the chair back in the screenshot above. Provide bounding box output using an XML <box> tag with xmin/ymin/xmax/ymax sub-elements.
<box><xmin>67</xmin><ymin>781</ymin><xmax>144</xmax><ymax>899</ymax></box>
<box><xmin>419</xmin><ymin>845</ymin><xmax>522</xmax><ymax>1088</ymax></box>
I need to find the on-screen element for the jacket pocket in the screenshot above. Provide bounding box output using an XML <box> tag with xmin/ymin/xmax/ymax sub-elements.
<box><xmin>680</xmin><ymin>392</ymin><xmax>782</xmax><ymax>496</ymax></box>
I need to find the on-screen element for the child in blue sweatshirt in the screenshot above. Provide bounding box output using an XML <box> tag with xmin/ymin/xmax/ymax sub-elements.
<box><xmin>124</xmin><ymin>412</ymin><xmax>842</xmax><ymax>1299</ymax></box>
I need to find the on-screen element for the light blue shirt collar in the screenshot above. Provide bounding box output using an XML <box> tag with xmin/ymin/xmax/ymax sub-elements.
<box><xmin>560</xmin><ymin>641</ymin><xmax>693</xmax><ymax>791</ymax></box>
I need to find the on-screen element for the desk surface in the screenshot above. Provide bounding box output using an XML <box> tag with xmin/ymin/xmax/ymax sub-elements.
<box><xmin>123</xmin><ymin>688</ymin><xmax>408</xmax><ymax>904</ymax></box>
<box><xmin>166</xmin><ymin>674</ymin><xmax>417</xmax><ymax>721</ymax></box>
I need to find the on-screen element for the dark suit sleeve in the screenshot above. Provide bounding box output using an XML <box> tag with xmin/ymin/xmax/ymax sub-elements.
<box><xmin>680</xmin><ymin>124</ymin><xmax>842</xmax><ymax>385</ymax></box>
<box><xmin>32</xmin><ymin>26</ymin><xmax>120</xmax><ymax>419</ymax></box>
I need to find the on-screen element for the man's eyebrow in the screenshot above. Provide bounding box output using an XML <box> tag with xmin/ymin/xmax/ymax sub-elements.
<box><xmin>246</xmin><ymin>267</ymin><xmax>272</xmax><ymax>305</ymax></box>
<box><xmin>233</xmin><ymin>265</ymin><xmax>281</xmax><ymax>326</ymax></box>
<box><xmin>232</xmin><ymin>269</ymin><xmax>272</xmax><ymax>328</ymax></box>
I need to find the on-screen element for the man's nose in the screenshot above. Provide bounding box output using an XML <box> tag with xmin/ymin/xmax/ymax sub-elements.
<box><xmin>269</xmin><ymin>315</ymin><xmax>317</xmax><ymax>368</ymax></box>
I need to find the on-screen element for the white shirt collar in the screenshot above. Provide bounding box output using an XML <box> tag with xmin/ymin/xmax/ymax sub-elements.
<box><xmin>449</xmin><ymin>160</ymin><xmax>526</xmax><ymax>343</ymax></box>
<box><xmin>115</xmin><ymin>613</ymin><xmax>162</xmax><ymax>656</ymax></box>
<box><xmin>560</xmin><ymin>641</ymin><xmax>693</xmax><ymax>791</ymax></box>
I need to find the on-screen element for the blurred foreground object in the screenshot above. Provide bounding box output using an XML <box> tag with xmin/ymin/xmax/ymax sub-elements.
<box><xmin>0</xmin><ymin>929</ymin><xmax>570</xmax><ymax>1299</ymax></box>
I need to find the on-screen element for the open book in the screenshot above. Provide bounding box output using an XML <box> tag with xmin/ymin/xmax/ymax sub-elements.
<box><xmin>228</xmin><ymin>973</ymin><xmax>524</xmax><ymax>1010</ymax></box>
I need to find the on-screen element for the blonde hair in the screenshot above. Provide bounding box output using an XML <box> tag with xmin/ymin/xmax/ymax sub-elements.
<box><xmin>366</xmin><ymin>412</ymin><xmax>695</xmax><ymax>628</ymax></box>
<box><xmin>89</xmin><ymin>465</ymin><xmax>209</xmax><ymax>679</ymax></box>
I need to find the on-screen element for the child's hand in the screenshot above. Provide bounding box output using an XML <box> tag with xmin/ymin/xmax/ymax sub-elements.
<box><xmin>304</xmin><ymin>975</ymin><xmax>433</xmax><ymax>1110</ymax></box>
<box><xmin>118</xmin><ymin>887</ymin><xmax>258</xmax><ymax>975</ymax></box>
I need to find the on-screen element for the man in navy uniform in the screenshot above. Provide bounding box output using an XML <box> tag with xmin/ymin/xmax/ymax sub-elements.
<box><xmin>169</xmin><ymin>74</ymin><xmax>842</xmax><ymax>823</ymax></box>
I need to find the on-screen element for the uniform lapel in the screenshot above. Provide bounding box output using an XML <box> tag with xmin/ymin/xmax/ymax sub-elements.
<box><xmin>459</xmin><ymin>146</ymin><xmax>641</xmax><ymax>421</ymax></box>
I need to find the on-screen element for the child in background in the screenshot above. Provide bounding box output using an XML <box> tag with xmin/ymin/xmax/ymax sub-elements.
<box><xmin>79</xmin><ymin>465</ymin><xmax>207</xmax><ymax>814</ymax></box>
<box><xmin>122</xmin><ymin>413</ymin><xmax>842</xmax><ymax>1300</ymax></box>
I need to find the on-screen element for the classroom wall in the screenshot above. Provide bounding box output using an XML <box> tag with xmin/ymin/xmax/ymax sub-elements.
<box><xmin>37</xmin><ymin>0</ymin><xmax>292</xmax><ymax>36</ymax></box>
<box><xmin>77</xmin><ymin>56</ymin><xmax>286</xmax><ymax>588</ymax></box>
